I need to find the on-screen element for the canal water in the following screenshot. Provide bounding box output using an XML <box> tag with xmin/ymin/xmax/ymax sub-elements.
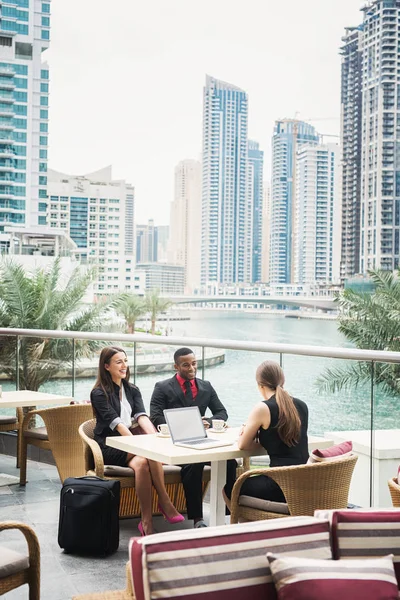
<box><xmin>4</xmin><ymin>310</ymin><xmax>399</xmax><ymax>436</ymax></box>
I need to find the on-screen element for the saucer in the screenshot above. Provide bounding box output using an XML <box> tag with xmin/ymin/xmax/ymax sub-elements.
<box><xmin>208</xmin><ymin>428</ymin><xmax>227</xmax><ymax>434</ymax></box>
<box><xmin>156</xmin><ymin>432</ymin><xmax>171</xmax><ymax>438</ymax></box>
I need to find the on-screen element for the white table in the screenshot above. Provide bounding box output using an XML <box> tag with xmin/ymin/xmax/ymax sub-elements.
<box><xmin>107</xmin><ymin>427</ymin><xmax>333</xmax><ymax>526</ymax></box>
<box><xmin>0</xmin><ymin>390</ymin><xmax>73</xmax><ymax>408</ymax></box>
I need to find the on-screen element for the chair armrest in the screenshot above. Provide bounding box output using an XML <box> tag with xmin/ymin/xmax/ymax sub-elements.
<box><xmin>0</xmin><ymin>521</ymin><xmax>40</xmax><ymax>567</ymax></box>
<box><xmin>21</xmin><ymin>409</ymin><xmax>43</xmax><ymax>433</ymax></box>
<box><xmin>81</xmin><ymin>433</ymin><xmax>105</xmax><ymax>478</ymax></box>
<box><xmin>230</xmin><ymin>467</ymin><xmax>270</xmax><ymax>521</ymax></box>
<box><xmin>230</xmin><ymin>464</ymin><xmax>309</xmax><ymax>521</ymax></box>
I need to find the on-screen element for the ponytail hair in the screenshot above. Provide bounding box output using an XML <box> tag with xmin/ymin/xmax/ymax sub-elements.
<box><xmin>256</xmin><ymin>360</ymin><xmax>301</xmax><ymax>447</ymax></box>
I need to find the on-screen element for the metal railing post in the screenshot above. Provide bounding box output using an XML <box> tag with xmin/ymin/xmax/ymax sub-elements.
<box><xmin>369</xmin><ymin>361</ymin><xmax>375</xmax><ymax>508</ymax></box>
<box><xmin>279</xmin><ymin>353</ymin><xmax>283</xmax><ymax>368</ymax></box>
<box><xmin>15</xmin><ymin>335</ymin><xmax>19</xmax><ymax>391</ymax></box>
<box><xmin>71</xmin><ymin>338</ymin><xmax>75</xmax><ymax>398</ymax></box>
<box><xmin>133</xmin><ymin>341</ymin><xmax>137</xmax><ymax>385</ymax></box>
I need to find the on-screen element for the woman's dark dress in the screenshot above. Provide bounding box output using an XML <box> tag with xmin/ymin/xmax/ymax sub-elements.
<box><xmin>240</xmin><ymin>395</ymin><xmax>309</xmax><ymax>502</ymax></box>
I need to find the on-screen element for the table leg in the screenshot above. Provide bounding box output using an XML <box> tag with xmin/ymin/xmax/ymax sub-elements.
<box><xmin>209</xmin><ymin>460</ymin><xmax>227</xmax><ymax>527</ymax></box>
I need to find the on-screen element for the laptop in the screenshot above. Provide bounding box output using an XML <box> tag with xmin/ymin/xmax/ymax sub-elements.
<box><xmin>164</xmin><ymin>406</ymin><xmax>234</xmax><ymax>450</ymax></box>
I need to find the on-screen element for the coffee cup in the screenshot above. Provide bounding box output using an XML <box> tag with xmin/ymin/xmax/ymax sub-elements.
<box><xmin>157</xmin><ymin>424</ymin><xmax>170</xmax><ymax>436</ymax></box>
<box><xmin>212</xmin><ymin>419</ymin><xmax>226</xmax><ymax>431</ymax></box>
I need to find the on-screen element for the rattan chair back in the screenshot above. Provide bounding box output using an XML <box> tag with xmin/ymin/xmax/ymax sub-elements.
<box><xmin>231</xmin><ymin>453</ymin><xmax>358</xmax><ymax>523</ymax></box>
<box><xmin>388</xmin><ymin>477</ymin><xmax>400</xmax><ymax>507</ymax></box>
<box><xmin>39</xmin><ymin>404</ymin><xmax>93</xmax><ymax>482</ymax></box>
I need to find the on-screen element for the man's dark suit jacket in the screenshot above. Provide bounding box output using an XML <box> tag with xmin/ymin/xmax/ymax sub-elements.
<box><xmin>150</xmin><ymin>375</ymin><xmax>228</xmax><ymax>428</ymax></box>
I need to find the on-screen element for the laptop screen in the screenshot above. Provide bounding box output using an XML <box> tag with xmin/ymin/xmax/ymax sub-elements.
<box><xmin>164</xmin><ymin>406</ymin><xmax>206</xmax><ymax>443</ymax></box>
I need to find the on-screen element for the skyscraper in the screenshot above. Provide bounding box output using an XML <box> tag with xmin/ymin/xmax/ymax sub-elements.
<box><xmin>48</xmin><ymin>166</ymin><xmax>135</xmax><ymax>295</ymax></box>
<box><xmin>261</xmin><ymin>182</ymin><xmax>271</xmax><ymax>283</ymax></box>
<box><xmin>136</xmin><ymin>219</ymin><xmax>158</xmax><ymax>263</ymax></box>
<box><xmin>340</xmin><ymin>27</ymin><xmax>363</xmax><ymax>280</ymax></box>
<box><xmin>201</xmin><ymin>75</ymin><xmax>248</xmax><ymax>284</ymax></box>
<box><xmin>169</xmin><ymin>159</ymin><xmax>201</xmax><ymax>293</ymax></box>
<box><xmin>0</xmin><ymin>1</ymin><xmax>50</xmax><ymax>235</ymax></box>
<box><xmin>342</xmin><ymin>0</ymin><xmax>400</xmax><ymax>275</ymax></box>
<box><xmin>294</xmin><ymin>144</ymin><xmax>341</xmax><ymax>284</ymax></box>
<box><xmin>247</xmin><ymin>140</ymin><xmax>264</xmax><ymax>283</ymax></box>
<box><xmin>270</xmin><ymin>120</ymin><xmax>319</xmax><ymax>284</ymax></box>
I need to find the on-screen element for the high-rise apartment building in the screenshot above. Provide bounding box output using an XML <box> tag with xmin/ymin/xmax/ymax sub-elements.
<box><xmin>261</xmin><ymin>182</ymin><xmax>271</xmax><ymax>283</ymax></box>
<box><xmin>342</xmin><ymin>0</ymin><xmax>400</xmax><ymax>275</ymax></box>
<box><xmin>48</xmin><ymin>166</ymin><xmax>135</xmax><ymax>295</ymax></box>
<box><xmin>270</xmin><ymin>120</ymin><xmax>319</xmax><ymax>284</ymax></box>
<box><xmin>340</xmin><ymin>27</ymin><xmax>363</xmax><ymax>280</ymax></box>
<box><xmin>136</xmin><ymin>219</ymin><xmax>157</xmax><ymax>263</ymax></box>
<box><xmin>294</xmin><ymin>144</ymin><xmax>341</xmax><ymax>284</ymax></box>
<box><xmin>0</xmin><ymin>0</ymin><xmax>50</xmax><ymax>235</ymax></box>
<box><xmin>156</xmin><ymin>225</ymin><xmax>169</xmax><ymax>263</ymax></box>
<box><xmin>201</xmin><ymin>75</ymin><xmax>248</xmax><ymax>284</ymax></box>
<box><xmin>247</xmin><ymin>140</ymin><xmax>264</xmax><ymax>283</ymax></box>
<box><xmin>169</xmin><ymin>159</ymin><xmax>201</xmax><ymax>293</ymax></box>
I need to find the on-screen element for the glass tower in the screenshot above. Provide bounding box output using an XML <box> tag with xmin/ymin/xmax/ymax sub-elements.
<box><xmin>201</xmin><ymin>75</ymin><xmax>248</xmax><ymax>284</ymax></box>
<box><xmin>247</xmin><ymin>140</ymin><xmax>264</xmax><ymax>283</ymax></box>
<box><xmin>270</xmin><ymin>119</ymin><xmax>319</xmax><ymax>284</ymax></box>
<box><xmin>0</xmin><ymin>0</ymin><xmax>50</xmax><ymax>236</ymax></box>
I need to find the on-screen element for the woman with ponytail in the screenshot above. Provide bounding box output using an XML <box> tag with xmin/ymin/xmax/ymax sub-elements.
<box><xmin>223</xmin><ymin>360</ymin><xmax>308</xmax><ymax>506</ymax></box>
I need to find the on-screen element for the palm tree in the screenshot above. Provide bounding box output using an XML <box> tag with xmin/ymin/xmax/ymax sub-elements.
<box><xmin>317</xmin><ymin>269</ymin><xmax>400</xmax><ymax>396</ymax></box>
<box><xmin>0</xmin><ymin>259</ymin><xmax>117</xmax><ymax>391</ymax></box>
<box><xmin>115</xmin><ymin>294</ymin><xmax>145</xmax><ymax>334</ymax></box>
<box><xmin>145</xmin><ymin>289</ymin><xmax>172</xmax><ymax>335</ymax></box>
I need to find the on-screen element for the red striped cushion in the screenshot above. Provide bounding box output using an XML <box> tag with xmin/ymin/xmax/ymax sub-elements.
<box><xmin>315</xmin><ymin>509</ymin><xmax>400</xmax><ymax>590</ymax></box>
<box><xmin>129</xmin><ymin>517</ymin><xmax>332</xmax><ymax>600</ymax></box>
<box><xmin>266</xmin><ymin>552</ymin><xmax>398</xmax><ymax>600</ymax></box>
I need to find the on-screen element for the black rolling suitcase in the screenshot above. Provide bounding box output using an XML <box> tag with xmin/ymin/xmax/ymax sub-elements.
<box><xmin>58</xmin><ymin>476</ymin><xmax>120</xmax><ymax>555</ymax></box>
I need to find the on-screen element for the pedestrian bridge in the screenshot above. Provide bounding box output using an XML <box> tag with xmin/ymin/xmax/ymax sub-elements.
<box><xmin>166</xmin><ymin>294</ymin><xmax>337</xmax><ymax>312</ymax></box>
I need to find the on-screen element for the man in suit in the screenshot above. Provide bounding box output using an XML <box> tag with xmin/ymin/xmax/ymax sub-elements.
<box><xmin>150</xmin><ymin>347</ymin><xmax>237</xmax><ymax>528</ymax></box>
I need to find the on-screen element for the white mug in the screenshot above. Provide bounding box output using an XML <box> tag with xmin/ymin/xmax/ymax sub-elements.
<box><xmin>212</xmin><ymin>419</ymin><xmax>226</xmax><ymax>431</ymax></box>
<box><xmin>157</xmin><ymin>423</ymin><xmax>170</xmax><ymax>436</ymax></box>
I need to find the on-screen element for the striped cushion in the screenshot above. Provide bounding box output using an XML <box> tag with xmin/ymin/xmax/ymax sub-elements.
<box><xmin>129</xmin><ymin>516</ymin><xmax>332</xmax><ymax>600</ymax></box>
<box><xmin>315</xmin><ymin>509</ymin><xmax>400</xmax><ymax>589</ymax></box>
<box><xmin>266</xmin><ymin>552</ymin><xmax>398</xmax><ymax>600</ymax></box>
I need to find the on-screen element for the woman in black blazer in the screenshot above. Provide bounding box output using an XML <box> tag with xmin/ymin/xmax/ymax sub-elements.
<box><xmin>91</xmin><ymin>346</ymin><xmax>183</xmax><ymax>536</ymax></box>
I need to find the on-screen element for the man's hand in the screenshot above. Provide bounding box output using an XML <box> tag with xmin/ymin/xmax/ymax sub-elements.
<box><xmin>202</xmin><ymin>418</ymin><xmax>210</xmax><ymax>429</ymax></box>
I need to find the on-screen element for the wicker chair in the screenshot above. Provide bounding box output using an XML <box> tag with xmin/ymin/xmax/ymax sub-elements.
<box><xmin>20</xmin><ymin>404</ymin><xmax>93</xmax><ymax>485</ymax></box>
<box><xmin>79</xmin><ymin>419</ymin><xmax>213</xmax><ymax>519</ymax></box>
<box><xmin>0</xmin><ymin>521</ymin><xmax>40</xmax><ymax>600</ymax></box>
<box><xmin>230</xmin><ymin>454</ymin><xmax>358</xmax><ymax>523</ymax></box>
<box><xmin>0</xmin><ymin>407</ymin><xmax>23</xmax><ymax>467</ymax></box>
<box><xmin>388</xmin><ymin>477</ymin><xmax>400</xmax><ymax>507</ymax></box>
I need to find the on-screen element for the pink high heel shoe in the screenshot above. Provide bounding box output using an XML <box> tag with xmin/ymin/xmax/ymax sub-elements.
<box><xmin>138</xmin><ymin>522</ymin><xmax>146</xmax><ymax>536</ymax></box>
<box><xmin>158</xmin><ymin>503</ymin><xmax>184</xmax><ymax>524</ymax></box>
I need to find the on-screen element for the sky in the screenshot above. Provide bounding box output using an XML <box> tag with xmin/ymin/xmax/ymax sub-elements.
<box><xmin>47</xmin><ymin>0</ymin><xmax>364</xmax><ymax>225</ymax></box>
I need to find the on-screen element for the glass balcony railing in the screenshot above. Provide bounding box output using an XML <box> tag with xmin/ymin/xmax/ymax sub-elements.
<box><xmin>0</xmin><ymin>327</ymin><xmax>400</xmax><ymax>510</ymax></box>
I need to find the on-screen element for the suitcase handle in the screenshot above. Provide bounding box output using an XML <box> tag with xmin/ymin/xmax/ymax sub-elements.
<box><xmin>75</xmin><ymin>476</ymin><xmax>104</xmax><ymax>481</ymax></box>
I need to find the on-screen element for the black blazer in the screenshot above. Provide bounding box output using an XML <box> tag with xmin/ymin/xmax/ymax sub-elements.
<box><xmin>91</xmin><ymin>380</ymin><xmax>146</xmax><ymax>448</ymax></box>
<box><xmin>150</xmin><ymin>375</ymin><xmax>228</xmax><ymax>428</ymax></box>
